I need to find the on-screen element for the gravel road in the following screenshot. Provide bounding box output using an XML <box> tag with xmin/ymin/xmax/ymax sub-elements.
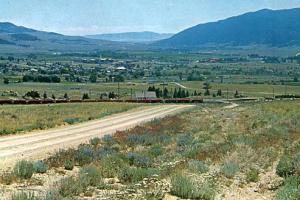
<box><xmin>0</xmin><ymin>104</ymin><xmax>192</xmax><ymax>169</ymax></box>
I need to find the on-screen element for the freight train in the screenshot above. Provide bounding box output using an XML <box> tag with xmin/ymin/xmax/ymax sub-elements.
<box><xmin>0</xmin><ymin>98</ymin><xmax>203</xmax><ymax>105</ymax></box>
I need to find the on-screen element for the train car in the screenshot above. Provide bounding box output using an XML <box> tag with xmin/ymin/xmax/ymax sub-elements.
<box><xmin>165</xmin><ymin>98</ymin><xmax>191</xmax><ymax>103</ymax></box>
<box><xmin>41</xmin><ymin>99</ymin><xmax>56</xmax><ymax>104</ymax></box>
<box><xmin>13</xmin><ymin>99</ymin><xmax>28</xmax><ymax>104</ymax></box>
<box><xmin>0</xmin><ymin>99</ymin><xmax>13</xmax><ymax>105</ymax></box>
<box><xmin>55</xmin><ymin>99</ymin><xmax>69</xmax><ymax>104</ymax></box>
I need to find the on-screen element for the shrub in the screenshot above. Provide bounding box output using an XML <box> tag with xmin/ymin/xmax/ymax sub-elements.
<box><xmin>33</xmin><ymin>161</ymin><xmax>48</xmax><ymax>174</ymax></box>
<box><xmin>171</xmin><ymin>173</ymin><xmax>215</xmax><ymax>200</ymax></box>
<box><xmin>59</xmin><ymin>176</ymin><xmax>87</xmax><ymax>197</ymax></box>
<box><xmin>90</xmin><ymin>137</ymin><xmax>101</xmax><ymax>147</ymax></box>
<box><xmin>44</xmin><ymin>189</ymin><xmax>61</xmax><ymax>200</ymax></box>
<box><xmin>102</xmin><ymin>134</ymin><xmax>116</xmax><ymax>145</ymax></box>
<box><xmin>118</xmin><ymin>167</ymin><xmax>159</xmax><ymax>183</ymax></box>
<box><xmin>64</xmin><ymin>160</ymin><xmax>74</xmax><ymax>170</ymax></box>
<box><xmin>149</xmin><ymin>145</ymin><xmax>164</xmax><ymax>157</ymax></box>
<box><xmin>64</xmin><ymin>118</ymin><xmax>80</xmax><ymax>125</ymax></box>
<box><xmin>276</xmin><ymin>155</ymin><xmax>294</xmax><ymax>177</ymax></box>
<box><xmin>181</xmin><ymin>144</ymin><xmax>202</xmax><ymax>159</ymax></box>
<box><xmin>276</xmin><ymin>177</ymin><xmax>300</xmax><ymax>200</ymax></box>
<box><xmin>127</xmin><ymin>152</ymin><xmax>151</xmax><ymax>168</ymax></box>
<box><xmin>97</xmin><ymin>154</ymin><xmax>129</xmax><ymax>178</ymax></box>
<box><xmin>94</xmin><ymin>146</ymin><xmax>116</xmax><ymax>160</ymax></box>
<box><xmin>0</xmin><ymin>172</ymin><xmax>17</xmax><ymax>185</ymax></box>
<box><xmin>74</xmin><ymin>145</ymin><xmax>94</xmax><ymax>166</ymax></box>
<box><xmin>46</xmin><ymin>149</ymin><xmax>76</xmax><ymax>168</ymax></box>
<box><xmin>126</xmin><ymin>134</ymin><xmax>147</xmax><ymax>146</ymax></box>
<box><xmin>188</xmin><ymin>160</ymin><xmax>209</xmax><ymax>174</ymax></box>
<box><xmin>221</xmin><ymin>162</ymin><xmax>239</xmax><ymax>178</ymax></box>
<box><xmin>11</xmin><ymin>192</ymin><xmax>38</xmax><ymax>200</ymax></box>
<box><xmin>246</xmin><ymin>168</ymin><xmax>260</xmax><ymax>183</ymax></box>
<box><xmin>80</xmin><ymin>165</ymin><xmax>103</xmax><ymax>187</ymax></box>
<box><xmin>126</xmin><ymin>134</ymin><xmax>171</xmax><ymax>146</ymax></box>
<box><xmin>176</xmin><ymin>134</ymin><xmax>193</xmax><ymax>147</ymax></box>
<box><xmin>14</xmin><ymin>160</ymin><xmax>34</xmax><ymax>179</ymax></box>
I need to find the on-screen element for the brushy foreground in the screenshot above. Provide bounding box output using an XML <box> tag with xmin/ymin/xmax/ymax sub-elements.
<box><xmin>0</xmin><ymin>100</ymin><xmax>299</xmax><ymax>200</ymax></box>
<box><xmin>0</xmin><ymin>102</ymin><xmax>142</xmax><ymax>135</ymax></box>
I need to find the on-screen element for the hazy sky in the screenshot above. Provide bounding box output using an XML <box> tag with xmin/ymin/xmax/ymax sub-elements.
<box><xmin>1</xmin><ymin>0</ymin><xmax>300</xmax><ymax>35</ymax></box>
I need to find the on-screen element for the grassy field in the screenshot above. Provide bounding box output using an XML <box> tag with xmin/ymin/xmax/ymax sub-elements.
<box><xmin>182</xmin><ymin>81</ymin><xmax>300</xmax><ymax>97</ymax></box>
<box><xmin>2</xmin><ymin>100</ymin><xmax>299</xmax><ymax>199</ymax></box>
<box><xmin>1</xmin><ymin>80</ymin><xmax>299</xmax><ymax>100</ymax></box>
<box><xmin>0</xmin><ymin>102</ymin><xmax>143</xmax><ymax>135</ymax></box>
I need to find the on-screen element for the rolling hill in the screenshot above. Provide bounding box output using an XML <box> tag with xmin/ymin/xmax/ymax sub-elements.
<box><xmin>86</xmin><ymin>31</ymin><xmax>173</xmax><ymax>43</ymax></box>
<box><xmin>0</xmin><ymin>22</ymin><xmax>134</xmax><ymax>53</ymax></box>
<box><xmin>155</xmin><ymin>8</ymin><xmax>300</xmax><ymax>49</ymax></box>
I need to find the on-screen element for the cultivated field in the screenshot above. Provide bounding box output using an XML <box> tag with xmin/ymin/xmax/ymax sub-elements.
<box><xmin>0</xmin><ymin>102</ymin><xmax>143</xmax><ymax>135</ymax></box>
<box><xmin>1</xmin><ymin>100</ymin><xmax>299</xmax><ymax>199</ymax></box>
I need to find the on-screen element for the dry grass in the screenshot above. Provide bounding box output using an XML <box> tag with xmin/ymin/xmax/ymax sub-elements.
<box><xmin>0</xmin><ymin>102</ymin><xmax>142</xmax><ymax>135</ymax></box>
<box><xmin>2</xmin><ymin>101</ymin><xmax>300</xmax><ymax>199</ymax></box>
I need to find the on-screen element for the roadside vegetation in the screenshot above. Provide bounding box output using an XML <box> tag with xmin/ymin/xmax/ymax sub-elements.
<box><xmin>1</xmin><ymin>100</ymin><xmax>299</xmax><ymax>199</ymax></box>
<box><xmin>0</xmin><ymin>102</ymin><xmax>142</xmax><ymax>135</ymax></box>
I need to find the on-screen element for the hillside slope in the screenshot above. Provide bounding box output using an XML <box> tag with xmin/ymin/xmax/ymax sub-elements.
<box><xmin>155</xmin><ymin>8</ymin><xmax>300</xmax><ymax>49</ymax></box>
<box><xmin>0</xmin><ymin>22</ymin><xmax>134</xmax><ymax>53</ymax></box>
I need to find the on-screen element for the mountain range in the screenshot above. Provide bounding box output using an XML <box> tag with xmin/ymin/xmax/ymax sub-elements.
<box><xmin>86</xmin><ymin>31</ymin><xmax>173</xmax><ymax>43</ymax></box>
<box><xmin>156</xmin><ymin>8</ymin><xmax>300</xmax><ymax>49</ymax></box>
<box><xmin>0</xmin><ymin>22</ymin><xmax>133</xmax><ymax>53</ymax></box>
<box><xmin>1</xmin><ymin>8</ymin><xmax>300</xmax><ymax>53</ymax></box>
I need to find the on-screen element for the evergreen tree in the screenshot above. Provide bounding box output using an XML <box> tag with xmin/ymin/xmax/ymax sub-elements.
<box><xmin>186</xmin><ymin>91</ymin><xmax>190</xmax><ymax>97</ymax></box>
<box><xmin>43</xmin><ymin>91</ymin><xmax>47</xmax><ymax>99</ymax></box>
<box><xmin>82</xmin><ymin>93</ymin><xmax>90</xmax><ymax>100</ymax></box>
<box><xmin>173</xmin><ymin>88</ymin><xmax>178</xmax><ymax>98</ymax></box>
<box><xmin>234</xmin><ymin>90</ymin><xmax>239</xmax><ymax>98</ymax></box>
<box><xmin>163</xmin><ymin>88</ymin><xmax>169</xmax><ymax>98</ymax></box>
<box><xmin>64</xmin><ymin>93</ymin><xmax>69</xmax><ymax>99</ymax></box>
<box><xmin>204</xmin><ymin>88</ymin><xmax>210</xmax><ymax>96</ymax></box>
<box><xmin>3</xmin><ymin>78</ymin><xmax>9</xmax><ymax>84</ymax></box>
<box><xmin>203</xmin><ymin>82</ymin><xmax>211</xmax><ymax>96</ymax></box>
<box><xmin>89</xmin><ymin>74</ymin><xmax>97</xmax><ymax>83</ymax></box>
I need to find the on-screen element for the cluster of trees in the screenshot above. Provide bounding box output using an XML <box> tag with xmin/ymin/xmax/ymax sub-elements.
<box><xmin>23</xmin><ymin>75</ymin><xmax>61</xmax><ymax>83</ymax></box>
<box><xmin>107</xmin><ymin>75</ymin><xmax>125</xmax><ymax>82</ymax></box>
<box><xmin>203</xmin><ymin>82</ymin><xmax>211</xmax><ymax>96</ymax></box>
<box><xmin>22</xmin><ymin>90</ymin><xmax>94</xmax><ymax>100</ymax></box>
<box><xmin>148</xmin><ymin>86</ymin><xmax>169</xmax><ymax>98</ymax></box>
<box><xmin>3</xmin><ymin>78</ymin><xmax>9</xmax><ymax>84</ymax></box>
<box><xmin>187</xmin><ymin>71</ymin><xmax>205</xmax><ymax>81</ymax></box>
<box><xmin>173</xmin><ymin>88</ymin><xmax>190</xmax><ymax>98</ymax></box>
<box><xmin>82</xmin><ymin>93</ymin><xmax>90</xmax><ymax>100</ymax></box>
<box><xmin>147</xmin><ymin>86</ymin><xmax>202</xmax><ymax>98</ymax></box>
<box><xmin>100</xmin><ymin>92</ymin><xmax>118</xmax><ymax>99</ymax></box>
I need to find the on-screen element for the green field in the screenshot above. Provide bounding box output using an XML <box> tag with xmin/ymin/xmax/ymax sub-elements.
<box><xmin>0</xmin><ymin>102</ymin><xmax>143</xmax><ymax>135</ymax></box>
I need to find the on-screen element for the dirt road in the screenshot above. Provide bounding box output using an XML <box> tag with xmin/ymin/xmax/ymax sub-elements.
<box><xmin>0</xmin><ymin>105</ymin><xmax>192</xmax><ymax>169</ymax></box>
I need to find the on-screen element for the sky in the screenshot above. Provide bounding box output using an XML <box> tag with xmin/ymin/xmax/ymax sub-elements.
<box><xmin>1</xmin><ymin>0</ymin><xmax>300</xmax><ymax>36</ymax></box>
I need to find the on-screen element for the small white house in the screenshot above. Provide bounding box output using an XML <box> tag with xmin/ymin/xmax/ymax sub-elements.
<box><xmin>135</xmin><ymin>91</ymin><xmax>157</xmax><ymax>100</ymax></box>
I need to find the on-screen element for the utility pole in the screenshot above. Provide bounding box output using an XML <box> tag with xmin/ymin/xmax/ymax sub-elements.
<box><xmin>285</xmin><ymin>84</ymin><xmax>287</xmax><ymax>96</ymax></box>
<box><xmin>118</xmin><ymin>81</ymin><xmax>120</xmax><ymax>100</ymax></box>
<box><xmin>227</xmin><ymin>88</ymin><xmax>229</xmax><ymax>100</ymax></box>
<box><xmin>130</xmin><ymin>88</ymin><xmax>133</xmax><ymax>100</ymax></box>
<box><xmin>273</xmin><ymin>87</ymin><xmax>275</xmax><ymax>99</ymax></box>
